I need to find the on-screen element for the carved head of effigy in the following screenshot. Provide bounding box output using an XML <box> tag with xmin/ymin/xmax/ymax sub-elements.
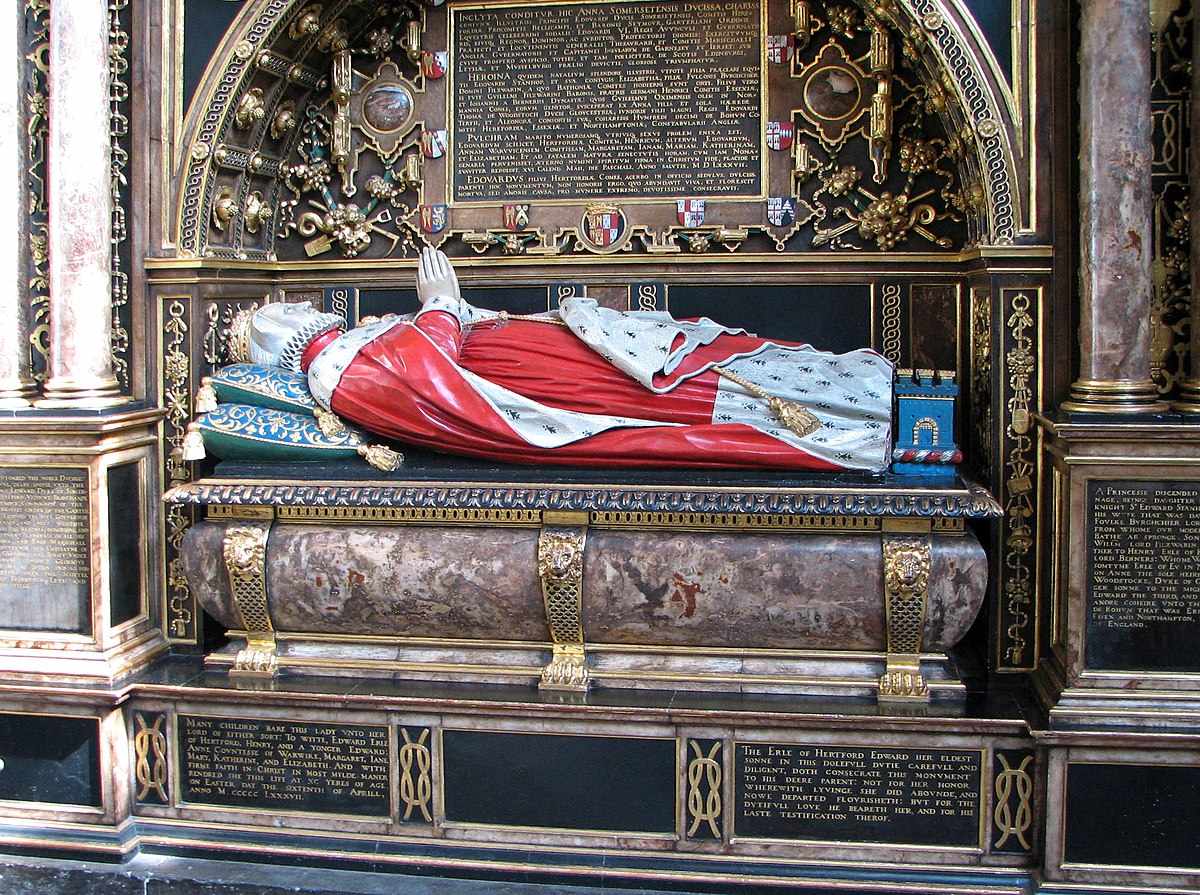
<box><xmin>247</xmin><ymin>302</ymin><xmax>346</xmax><ymax>372</ymax></box>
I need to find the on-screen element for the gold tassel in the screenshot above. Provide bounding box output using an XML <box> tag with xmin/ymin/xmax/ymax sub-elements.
<box><xmin>715</xmin><ymin>365</ymin><xmax>822</xmax><ymax>439</ymax></box>
<box><xmin>357</xmin><ymin>444</ymin><xmax>403</xmax><ymax>472</ymax></box>
<box><xmin>767</xmin><ymin>396</ymin><xmax>821</xmax><ymax>439</ymax></box>
<box><xmin>181</xmin><ymin>425</ymin><xmax>206</xmax><ymax>461</ymax></box>
<box><xmin>314</xmin><ymin>407</ymin><xmax>348</xmax><ymax>438</ymax></box>
<box><xmin>195</xmin><ymin>378</ymin><xmax>218</xmax><ymax>413</ymax></box>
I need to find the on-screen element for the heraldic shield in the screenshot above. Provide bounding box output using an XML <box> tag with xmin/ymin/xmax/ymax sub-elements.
<box><xmin>677</xmin><ymin>199</ymin><xmax>706</xmax><ymax>228</ymax></box>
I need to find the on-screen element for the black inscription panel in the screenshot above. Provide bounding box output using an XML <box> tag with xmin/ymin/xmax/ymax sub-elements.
<box><xmin>179</xmin><ymin>716</ymin><xmax>390</xmax><ymax>816</ymax></box>
<box><xmin>0</xmin><ymin>468</ymin><xmax>91</xmax><ymax>633</ymax></box>
<box><xmin>1086</xmin><ymin>480</ymin><xmax>1200</xmax><ymax>671</ymax></box>
<box><xmin>0</xmin><ymin>714</ymin><xmax>100</xmax><ymax>807</ymax></box>
<box><xmin>442</xmin><ymin>730</ymin><xmax>676</xmax><ymax>832</ymax></box>
<box><xmin>451</xmin><ymin>0</ymin><xmax>763</xmax><ymax>202</ymax></box>
<box><xmin>736</xmin><ymin>743</ymin><xmax>982</xmax><ymax>847</ymax></box>
<box><xmin>1065</xmin><ymin>763</ymin><xmax>1200</xmax><ymax>869</ymax></box>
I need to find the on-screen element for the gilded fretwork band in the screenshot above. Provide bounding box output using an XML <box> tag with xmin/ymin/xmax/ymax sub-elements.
<box><xmin>537</xmin><ymin>512</ymin><xmax>588</xmax><ymax>691</ymax></box>
<box><xmin>222</xmin><ymin>524</ymin><xmax>277</xmax><ymax>677</ymax></box>
<box><xmin>879</xmin><ymin>532</ymin><xmax>932</xmax><ymax>701</ymax></box>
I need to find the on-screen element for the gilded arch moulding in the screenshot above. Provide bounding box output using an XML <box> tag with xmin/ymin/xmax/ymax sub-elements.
<box><xmin>172</xmin><ymin>0</ymin><xmax>1025</xmax><ymax>259</ymax></box>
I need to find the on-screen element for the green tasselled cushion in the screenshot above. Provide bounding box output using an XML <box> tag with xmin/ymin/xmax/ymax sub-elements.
<box><xmin>210</xmin><ymin>362</ymin><xmax>316</xmax><ymax>413</ymax></box>
<box><xmin>196</xmin><ymin>404</ymin><xmax>364</xmax><ymax>462</ymax></box>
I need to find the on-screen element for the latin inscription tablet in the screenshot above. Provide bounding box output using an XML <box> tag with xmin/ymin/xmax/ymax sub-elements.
<box><xmin>179</xmin><ymin>716</ymin><xmax>390</xmax><ymax>816</ymax></box>
<box><xmin>735</xmin><ymin>743</ymin><xmax>982</xmax><ymax>847</ymax></box>
<box><xmin>0</xmin><ymin>468</ymin><xmax>91</xmax><ymax>633</ymax></box>
<box><xmin>1086</xmin><ymin>480</ymin><xmax>1200</xmax><ymax>671</ymax></box>
<box><xmin>451</xmin><ymin>0</ymin><xmax>763</xmax><ymax>202</ymax></box>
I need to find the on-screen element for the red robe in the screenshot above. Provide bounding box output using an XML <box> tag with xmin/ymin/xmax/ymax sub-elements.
<box><xmin>303</xmin><ymin>310</ymin><xmax>869</xmax><ymax>470</ymax></box>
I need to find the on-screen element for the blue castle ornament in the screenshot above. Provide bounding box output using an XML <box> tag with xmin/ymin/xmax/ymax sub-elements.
<box><xmin>892</xmin><ymin>368</ymin><xmax>963</xmax><ymax>476</ymax></box>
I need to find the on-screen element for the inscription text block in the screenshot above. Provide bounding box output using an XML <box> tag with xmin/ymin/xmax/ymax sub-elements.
<box><xmin>179</xmin><ymin>716</ymin><xmax>391</xmax><ymax>816</ymax></box>
<box><xmin>451</xmin><ymin>0</ymin><xmax>763</xmax><ymax>202</ymax></box>
<box><xmin>0</xmin><ymin>468</ymin><xmax>91</xmax><ymax>633</ymax></box>
<box><xmin>1086</xmin><ymin>480</ymin><xmax>1200</xmax><ymax>671</ymax></box>
<box><xmin>736</xmin><ymin>743</ymin><xmax>982</xmax><ymax>847</ymax></box>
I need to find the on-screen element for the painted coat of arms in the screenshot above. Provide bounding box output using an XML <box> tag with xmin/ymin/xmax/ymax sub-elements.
<box><xmin>420</xmin><ymin>50</ymin><xmax>448</xmax><ymax>79</ymax></box>
<box><xmin>420</xmin><ymin>129</ymin><xmax>447</xmax><ymax>159</ymax></box>
<box><xmin>582</xmin><ymin>204</ymin><xmax>625</xmax><ymax>248</ymax></box>
<box><xmin>503</xmin><ymin>203</ymin><xmax>530</xmax><ymax>231</ymax></box>
<box><xmin>766</xmin><ymin>120</ymin><xmax>794</xmax><ymax>151</ymax></box>
<box><xmin>420</xmin><ymin>204</ymin><xmax>448</xmax><ymax>234</ymax></box>
<box><xmin>767</xmin><ymin>197</ymin><xmax>796</xmax><ymax>226</ymax></box>
<box><xmin>676</xmin><ymin>199</ymin><xmax>706</xmax><ymax>228</ymax></box>
<box><xmin>767</xmin><ymin>34</ymin><xmax>795</xmax><ymax>64</ymax></box>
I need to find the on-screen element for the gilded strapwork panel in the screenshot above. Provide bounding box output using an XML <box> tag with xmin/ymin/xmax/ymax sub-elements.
<box><xmin>109</xmin><ymin>0</ymin><xmax>133</xmax><ymax>393</ymax></box>
<box><xmin>996</xmin><ymin>288</ymin><xmax>1039</xmax><ymax>672</ymax></box>
<box><xmin>161</xmin><ymin>293</ymin><xmax>267</xmax><ymax>643</ymax></box>
<box><xmin>174</xmin><ymin>0</ymin><xmax>1024</xmax><ymax>261</ymax></box>
<box><xmin>24</xmin><ymin>0</ymin><xmax>50</xmax><ymax>381</ymax></box>
<box><xmin>969</xmin><ymin>286</ymin><xmax>993</xmax><ymax>484</ymax></box>
<box><xmin>1149</xmin><ymin>0</ymin><xmax>1192</xmax><ymax>397</ymax></box>
<box><xmin>161</xmin><ymin>297</ymin><xmax>195</xmax><ymax>641</ymax></box>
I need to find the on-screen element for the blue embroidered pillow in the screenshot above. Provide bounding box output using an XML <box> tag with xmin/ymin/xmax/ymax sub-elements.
<box><xmin>209</xmin><ymin>363</ymin><xmax>316</xmax><ymax>413</ymax></box>
<box><xmin>195</xmin><ymin>404</ymin><xmax>364</xmax><ymax>462</ymax></box>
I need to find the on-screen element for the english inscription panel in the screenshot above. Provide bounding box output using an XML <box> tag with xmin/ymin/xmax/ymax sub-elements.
<box><xmin>451</xmin><ymin>0</ymin><xmax>763</xmax><ymax>202</ymax></box>
<box><xmin>0</xmin><ymin>467</ymin><xmax>91</xmax><ymax>633</ymax></box>
<box><xmin>1085</xmin><ymin>480</ymin><xmax>1200</xmax><ymax>671</ymax></box>
<box><xmin>735</xmin><ymin>743</ymin><xmax>982</xmax><ymax>847</ymax></box>
<box><xmin>178</xmin><ymin>716</ymin><xmax>391</xmax><ymax>816</ymax></box>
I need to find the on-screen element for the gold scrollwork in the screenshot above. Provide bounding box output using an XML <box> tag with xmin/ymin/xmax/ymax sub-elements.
<box><xmin>1000</xmin><ymin>290</ymin><xmax>1037</xmax><ymax>669</ymax></box>
<box><xmin>537</xmin><ymin>524</ymin><xmax>588</xmax><ymax>691</ymax></box>
<box><xmin>398</xmin><ymin>728</ymin><xmax>433</xmax><ymax>823</ymax></box>
<box><xmin>163</xmin><ymin>299</ymin><xmax>195</xmax><ymax>640</ymax></box>
<box><xmin>880</xmin><ymin>283</ymin><xmax>902</xmax><ymax>363</ymax></box>
<box><xmin>970</xmin><ymin>288</ymin><xmax>993</xmax><ymax>476</ymax></box>
<box><xmin>993</xmin><ymin>753</ymin><xmax>1034</xmax><ymax>850</ymax></box>
<box><xmin>108</xmin><ymin>0</ymin><xmax>131</xmax><ymax>392</ymax></box>
<box><xmin>685</xmin><ymin>740</ymin><xmax>722</xmax><ymax>839</ymax></box>
<box><xmin>133</xmin><ymin>713</ymin><xmax>169</xmax><ymax>803</ymax></box>
<box><xmin>879</xmin><ymin>533</ymin><xmax>931</xmax><ymax>701</ymax></box>
<box><xmin>25</xmin><ymin>0</ymin><xmax>51</xmax><ymax>381</ymax></box>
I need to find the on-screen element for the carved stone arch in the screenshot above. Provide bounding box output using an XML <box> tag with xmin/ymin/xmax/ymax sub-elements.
<box><xmin>173</xmin><ymin>0</ymin><xmax>1026</xmax><ymax>258</ymax></box>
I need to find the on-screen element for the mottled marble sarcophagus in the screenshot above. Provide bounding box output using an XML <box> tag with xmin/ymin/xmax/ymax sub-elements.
<box><xmin>170</xmin><ymin>471</ymin><xmax>999</xmax><ymax>700</ymax></box>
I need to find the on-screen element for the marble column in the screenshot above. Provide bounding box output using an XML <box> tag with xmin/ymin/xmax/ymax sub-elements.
<box><xmin>37</xmin><ymin>0</ymin><xmax>122</xmax><ymax>407</ymax></box>
<box><xmin>1063</xmin><ymin>0</ymin><xmax>1169</xmax><ymax>414</ymax></box>
<box><xmin>0</xmin><ymin>1</ymin><xmax>37</xmax><ymax>406</ymax></box>
<box><xmin>1176</xmin><ymin>11</ymin><xmax>1200</xmax><ymax>413</ymax></box>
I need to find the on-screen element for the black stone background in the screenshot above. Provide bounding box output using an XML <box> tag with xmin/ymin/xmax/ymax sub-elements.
<box><xmin>0</xmin><ymin>715</ymin><xmax>100</xmax><ymax>807</ymax></box>
<box><xmin>1065</xmin><ymin>763</ymin><xmax>1200</xmax><ymax>868</ymax></box>
<box><xmin>107</xmin><ymin>461</ymin><xmax>142</xmax><ymax>628</ymax></box>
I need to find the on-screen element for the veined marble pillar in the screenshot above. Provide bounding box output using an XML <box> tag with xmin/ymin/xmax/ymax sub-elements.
<box><xmin>38</xmin><ymin>0</ymin><xmax>122</xmax><ymax>408</ymax></box>
<box><xmin>0</xmin><ymin>1</ymin><xmax>37</xmax><ymax>406</ymax></box>
<box><xmin>1063</xmin><ymin>0</ymin><xmax>1169</xmax><ymax>414</ymax></box>
<box><xmin>1177</xmin><ymin>12</ymin><xmax>1200</xmax><ymax>413</ymax></box>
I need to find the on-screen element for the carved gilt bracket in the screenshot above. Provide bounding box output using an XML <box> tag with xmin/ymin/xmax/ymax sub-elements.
<box><xmin>222</xmin><ymin>523</ymin><xmax>278</xmax><ymax>677</ymax></box>
<box><xmin>879</xmin><ymin>526</ymin><xmax>932</xmax><ymax>701</ymax></box>
<box><xmin>536</xmin><ymin>511</ymin><xmax>589</xmax><ymax>691</ymax></box>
